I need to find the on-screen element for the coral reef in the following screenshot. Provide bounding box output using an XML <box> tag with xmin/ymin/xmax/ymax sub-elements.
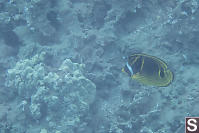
<box><xmin>0</xmin><ymin>0</ymin><xmax>199</xmax><ymax>132</ymax></box>
<box><xmin>4</xmin><ymin>52</ymin><xmax>96</xmax><ymax>132</ymax></box>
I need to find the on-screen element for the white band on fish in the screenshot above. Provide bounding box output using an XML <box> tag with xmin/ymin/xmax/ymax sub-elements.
<box><xmin>126</xmin><ymin>62</ymin><xmax>134</xmax><ymax>76</ymax></box>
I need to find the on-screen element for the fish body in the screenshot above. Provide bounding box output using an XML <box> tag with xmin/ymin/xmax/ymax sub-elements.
<box><xmin>122</xmin><ymin>53</ymin><xmax>173</xmax><ymax>87</ymax></box>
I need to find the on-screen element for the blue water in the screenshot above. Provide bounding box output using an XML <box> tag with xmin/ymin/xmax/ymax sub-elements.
<box><xmin>0</xmin><ymin>0</ymin><xmax>199</xmax><ymax>133</ymax></box>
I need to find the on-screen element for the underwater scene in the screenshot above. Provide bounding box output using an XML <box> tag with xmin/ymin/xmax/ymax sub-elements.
<box><xmin>0</xmin><ymin>0</ymin><xmax>199</xmax><ymax>133</ymax></box>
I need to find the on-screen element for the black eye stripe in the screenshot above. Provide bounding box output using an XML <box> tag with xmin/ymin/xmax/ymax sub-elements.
<box><xmin>124</xmin><ymin>65</ymin><xmax>132</xmax><ymax>77</ymax></box>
